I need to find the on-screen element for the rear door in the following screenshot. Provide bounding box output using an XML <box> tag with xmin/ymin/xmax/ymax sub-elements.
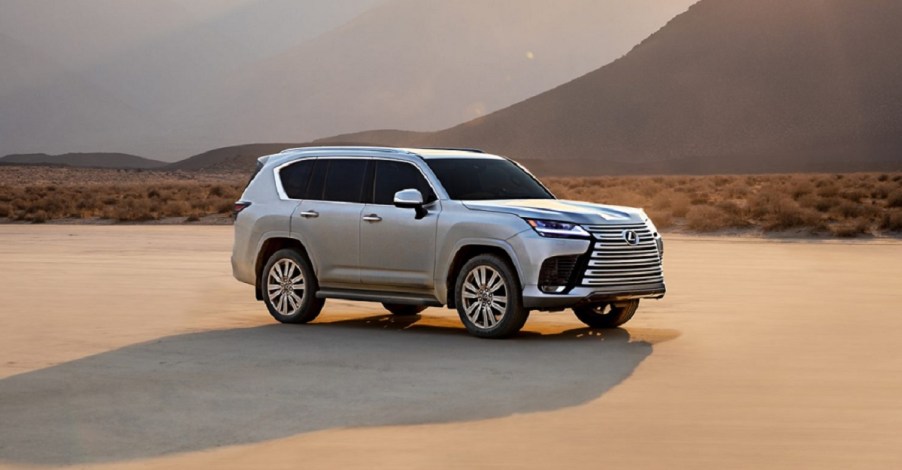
<box><xmin>358</xmin><ymin>159</ymin><xmax>440</xmax><ymax>290</ymax></box>
<box><xmin>293</xmin><ymin>158</ymin><xmax>368</xmax><ymax>287</ymax></box>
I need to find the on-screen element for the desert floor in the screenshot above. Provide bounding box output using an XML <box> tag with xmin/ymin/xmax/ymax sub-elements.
<box><xmin>0</xmin><ymin>226</ymin><xmax>900</xmax><ymax>469</ymax></box>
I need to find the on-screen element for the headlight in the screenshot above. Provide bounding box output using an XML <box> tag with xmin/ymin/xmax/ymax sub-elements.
<box><xmin>524</xmin><ymin>219</ymin><xmax>590</xmax><ymax>239</ymax></box>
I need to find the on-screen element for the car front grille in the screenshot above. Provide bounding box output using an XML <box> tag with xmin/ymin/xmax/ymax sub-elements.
<box><xmin>581</xmin><ymin>223</ymin><xmax>663</xmax><ymax>288</ymax></box>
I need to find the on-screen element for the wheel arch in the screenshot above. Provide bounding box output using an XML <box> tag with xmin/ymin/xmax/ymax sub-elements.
<box><xmin>443</xmin><ymin>241</ymin><xmax>524</xmax><ymax>309</ymax></box>
<box><xmin>254</xmin><ymin>236</ymin><xmax>311</xmax><ymax>300</ymax></box>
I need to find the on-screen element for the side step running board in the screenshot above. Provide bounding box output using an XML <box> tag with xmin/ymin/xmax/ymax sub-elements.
<box><xmin>316</xmin><ymin>289</ymin><xmax>442</xmax><ymax>307</ymax></box>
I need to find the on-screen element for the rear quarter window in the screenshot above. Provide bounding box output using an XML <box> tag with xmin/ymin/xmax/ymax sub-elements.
<box><xmin>279</xmin><ymin>160</ymin><xmax>315</xmax><ymax>199</ymax></box>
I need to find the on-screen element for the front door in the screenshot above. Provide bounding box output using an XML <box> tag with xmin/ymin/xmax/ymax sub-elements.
<box><xmin>359</xmin><ymin>160</ymin><xmax>440</xmax><ymax>290</ymax></box>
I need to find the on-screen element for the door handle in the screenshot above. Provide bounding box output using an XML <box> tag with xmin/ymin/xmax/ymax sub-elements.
<box><xmin>362</xmin><ymin>214</ymin><xmax>382</xmax><ymax>223</ymax></box>
<box><xmin>299</xmin><ymin>210</ymin><xmax>319</xmax><ymax>218</ymax></box>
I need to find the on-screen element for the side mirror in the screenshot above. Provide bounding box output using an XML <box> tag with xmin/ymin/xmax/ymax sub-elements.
<box><xmin>393</xmin><ymin>189</ymin><xmax>427</xmax><ymax>219</ymax></box>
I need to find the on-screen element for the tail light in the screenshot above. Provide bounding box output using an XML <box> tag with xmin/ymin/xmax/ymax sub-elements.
<box><xmin>232</xmin><ymin>201</ymin><xmax>251</xmax><ymax>218</ymax></box>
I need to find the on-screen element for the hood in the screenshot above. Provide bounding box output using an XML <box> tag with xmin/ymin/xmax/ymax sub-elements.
<box><xmin>462</xmin><ymin>199</ymin><xmax>647</xmax><ymax>225</ymax></box>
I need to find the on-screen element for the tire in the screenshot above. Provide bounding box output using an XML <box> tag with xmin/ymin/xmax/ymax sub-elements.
<box><xmin>261</xmin><ymin>248</ymin><xmax>324</xmax><ymax>324</ymax></box>
<box><xmin>382</xmin><ymin>303</ymin><xmax>427</xmax><ymax>316</ymax></box>
<box><xmin>572</xmin><ymin>300</ymin><xmax>639</xmax><ymax>329</ymax></box>
<box><xmin>454</xmin><ymin>254</ymin><xmax>529</xmax><ymax>339</ymax></box>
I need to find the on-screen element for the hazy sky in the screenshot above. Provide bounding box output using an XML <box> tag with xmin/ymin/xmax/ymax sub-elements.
<box><xmin>0</xmin><ymin>0</ymin><xmax>697</xmax><ymax>160</ymax></box>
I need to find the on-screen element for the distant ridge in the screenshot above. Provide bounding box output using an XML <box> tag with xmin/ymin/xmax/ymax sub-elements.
<box><xmin>164</xmin><ymin>144</ymin><xmax>306</xmax><ymax>171</ymax></box>
<box><xmin>0</xmin><ymin>152</ymin><xmax>165</xmax><ymax>170</ymax></box>
<box><xmin>310</xmin><ymin>0</ymin><xmax>902</xmax><ymax>175</ymax></box>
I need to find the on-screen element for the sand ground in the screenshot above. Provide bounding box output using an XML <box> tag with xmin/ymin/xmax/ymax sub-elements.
<box><xmin>0</xmin><ymin>226</ymin><xmax>900</xmax><ymax>469</ymax></box>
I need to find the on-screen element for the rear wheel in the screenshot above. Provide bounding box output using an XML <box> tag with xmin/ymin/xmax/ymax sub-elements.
<box><xmin>382</xmin><ymin>303</ymin><xmax>427</xmax><ymax>316</ymax></box>
<box><xmin>262</xmin><ymin>249</ymin><xmax>324</xmax><ymax>324</ymax></box>
<box><xmin>454</xmin><ymin>254</ymin><xmax>529</xmax><ymax>339</ymax></box>
<box><xmin>572</xmin><ymin>300</ymin><xmax>639</xmax><ymax>328</ymax></box>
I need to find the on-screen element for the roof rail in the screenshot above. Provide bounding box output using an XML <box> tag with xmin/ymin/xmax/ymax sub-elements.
<box><xmin>423</xmin><ymin>147</ymin><xmax>485</xmax><ymax>154</ymax></box>
<box><xmin>278</xmin><ymin>146</ymin><xmax>414</xmax><ymax>155</ymax></box>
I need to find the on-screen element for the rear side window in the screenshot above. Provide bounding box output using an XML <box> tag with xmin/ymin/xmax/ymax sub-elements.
<box><xmin>279</xmin><ymin>160</ymin><xmax>314</xmax><ymax>199</ymax></box>
<box><xmin>321</xmin><ymin>159</ymin><xmax>368</xmax><ymax>203</ymax></box>
<box><xmin>372</xmin><ymin>161</ymin><xmax>436</xmax><ymax>205</ymax></box>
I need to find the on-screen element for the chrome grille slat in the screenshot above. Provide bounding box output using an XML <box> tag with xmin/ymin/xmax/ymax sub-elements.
<box><xmin>583</xmin><ymin>277</ymin><xmax>664</xmax><ymax>286</ymax></box>
<box><xmin>581</xmin><ymin>222</ymin><xmax>663</xmax><ymax>289</ymax></box>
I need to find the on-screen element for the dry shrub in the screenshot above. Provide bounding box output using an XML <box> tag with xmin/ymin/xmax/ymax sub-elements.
<box><xmin>830</xmin><ymin>219</ymin><xmax>871</xmax><ymax>238</ymax></box>
<box><xmin>645</xmin><ymin>209</ymin><xmax>673</xmax><ymax>230</ymax></box>
<box><xmin>881</xmin><ymin>211</ymin><xmax>902</xmax><ymax>231</ymax></box>
<box><xmin>715</xmin><ymin>200</ymin><xmax>745</xmax><ymax>219</ymax></box>
<box><xmin>651</xmin><ymin>191</ymin><xmax>674</xmax><ymax>210</ymax></box>
<box><xmin>887</xmin><ymin>189</ymin><xmax>902</xmax><ymax>208</ymax></box>
<box><xmin>813</xmin><ymin>196</ymin><xmax>842</xmax><ymax>213</ymax></box>
<box><xmin>763</xmin><ymin>197</ymin><xmax>822</xmax><ymax>231</ymax></box>
<box><xmin>161</xmin><ymin>200</ymin><xmax>191</xmax><ymax>217</ymax></box>
<box><xmin>840</xmin><ymin>188</ymin><xmax>868</xmax><ymax>202</ymax></box>
<box><xmin>115</xmin><ymin>199</ymin><xmax>156</xmax><ymax>222</ymax></box>
<box><xmin>871</xmin><ymin>182</ymin><xmax>896</xmax><ymax>199</ymax></box>
<box><xmin>816</xmin><ymin>182</ymin><xmax>840</xmax><ymax>198</ymax></box>
<box><xmin>686</xmin><ymin>206</ymin><xmax>731</xmax><ymax>232</ymax></box>
<box><xmin>789</xmin><ymin>178</ymin><xmax>815</xmax><ymax>199</ymax></box>
<box><xmin>669</xmin><ymin>193</ymin><xmax>691</xmax><ymax>217</ymax></box>
<box><xmin>26</xmin><ymin>210</ymin><xmax>48</xmax><ymax>224</ymax></box>
<box><xmin>833</xmin><ymin>200</ymin><xmax>867</xmax><ymax>218</ymax></box>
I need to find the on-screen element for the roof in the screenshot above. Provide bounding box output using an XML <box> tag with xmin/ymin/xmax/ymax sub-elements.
<box><xmin>269</xmin><ymin>146</ymin><xmax>501</xmax><ymax>162</ymax></box>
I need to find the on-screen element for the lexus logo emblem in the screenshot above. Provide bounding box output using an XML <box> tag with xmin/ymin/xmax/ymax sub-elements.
<box><xmin>622</xmin><ymin>230</ymin><xmax>640</xmax><ymax>246</ymax></box>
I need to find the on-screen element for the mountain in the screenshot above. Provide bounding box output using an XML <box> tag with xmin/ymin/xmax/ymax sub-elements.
<box><xmin>165</xmin><ymin>144</ymin><xmax>305</xmax><ymax>171</ymax></box>
<box><xmin>314</xmin><ymin>0</ymin><xmax>902</xmax><ymax>175</ymax></box>
<box><xmin>194</xmin><ymin>0</ymin><xmax>697</xmax><ymax>153</ymax></box>
<box><xmin>0</xmin><ymin>153</ymin><xmax>165</xmax><ymax>169</ymax></box>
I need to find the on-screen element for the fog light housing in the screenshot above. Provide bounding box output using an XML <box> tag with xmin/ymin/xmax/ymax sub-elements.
<box><xmin>538</xmin><ymin>255</ymin><xmax>579</xmax><ymax>293</ymax></box>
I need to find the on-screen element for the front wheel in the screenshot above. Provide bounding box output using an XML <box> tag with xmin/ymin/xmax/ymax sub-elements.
<box><xmin>262</xmin><ymin>249</ymin><xmax>324</xmax><ymax>324</ymax></box>
<box><xmin>572</xmin><ymin>300</ymin><xmax>639</xmax><ymax>329</ymax></box>
<box><xmin>454</xmin><ymin>254</ymin><xmax>529</xmax><ymax>339</ymax></box>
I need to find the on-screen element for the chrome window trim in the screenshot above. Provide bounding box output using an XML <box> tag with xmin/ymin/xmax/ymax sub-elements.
<box><xmin>273</xmin><ymin>154</ymin><xmax>447</xmax><ymax>202</ymax></box>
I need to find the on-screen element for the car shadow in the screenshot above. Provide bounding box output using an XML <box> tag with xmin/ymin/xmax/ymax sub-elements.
<box><xmin>0</xmin><ymin>314</ymin><xmax>678</xmax><ymax>466</ymax></box>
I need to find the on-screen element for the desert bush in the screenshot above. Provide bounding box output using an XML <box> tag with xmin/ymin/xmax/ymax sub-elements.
<box><xmin>645</xmin><ymin>209</ymin><xmax>673</xmax><ymax>230</ymax></box>
<box><xmin>812</xmin><ymin>196</ymin><xmax>842</xmax><ymax>213</ymax></box>
<box><xmin>833</xmin><ymin>200</ymin><xmax>867</xmax><ymax>218</ymax></box>
<box><xmin>762</xmin><ymin>197</ymin><xmax>822</xmax><ymax>231</ymax></box>
<box><xmin>651</xmin><ymin>191</ymin><xmax>674</xmax><ymax>210</ymax></box>
<box><xmin>669</xmin><ymin>193</ymin><xmax>692</xmax><ymax>217</ymax></box>
<box><xmin>887</xmin><ymin>189</ymin><xmax>902</xmax><ymax>208</ymax></box>
<box><xmin>870</xmin><ymin>182</ymin><xmax>895</xmax><ymax>199</ymax></box>
<box><xmin>161</xmin><ymin>200</ymin><xmax>191</xmax><ymax>217</ymax></box>
<box><xmin>789</xmin><ymin>179</ymin><xmax>815</xmax><ymax>199</ymax></box>
<box><xmin>840</xmin><ymin>188</ymin><xmax>868</xmax><ymax>202</ymax></box>
<box><xmin>685</xmin><ymin>206</ymin><xmax>733</xmax><ymax>232</ymax></box>
<box><xmin>881</xmin><ymin>211</ymin><xmax>902</xmax><ymax>231</ymax></box>
<box><xmin>830</xmin><ymin>218</ymin><xmax>871</xmax><ymax>238</ymax></box>
<box><xmin>816</xmin><ymin>182</ymin><xmax>840</xmax><ymax>198</ymax></box>
<box><xmin>115</xmin><ymin>198</ymin><xmax>156</xmax><ymax>222</ymax></box>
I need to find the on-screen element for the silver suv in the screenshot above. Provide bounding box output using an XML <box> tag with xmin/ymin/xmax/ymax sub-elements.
<box><xmin>232</xmin><ymin>147</ymin><xmax>665</xmax><ymax>338</ymax></box>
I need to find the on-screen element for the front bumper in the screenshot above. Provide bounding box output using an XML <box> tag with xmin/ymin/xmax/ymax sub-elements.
<box><xmin>506</xmin><ymin>224</ymin><xmax>666</xmax><ymax>310</ymax></box>
<box><xmin>522</xmin><ymin>282</ymin><xmax>666</xmax><ymax>310</ymax></box>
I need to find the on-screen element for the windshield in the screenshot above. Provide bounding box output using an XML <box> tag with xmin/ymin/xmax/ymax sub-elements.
<box><xmin>426</xmin><ymin>158</ymin><xmax>554</xmax><ymax>200</ymax></box>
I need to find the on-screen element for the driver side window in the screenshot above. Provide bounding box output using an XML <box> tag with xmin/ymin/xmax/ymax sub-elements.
<box><xmin>372</xmin><ymin>161</ymin><xmax>436</xmax><ymax>205</ymax></box>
